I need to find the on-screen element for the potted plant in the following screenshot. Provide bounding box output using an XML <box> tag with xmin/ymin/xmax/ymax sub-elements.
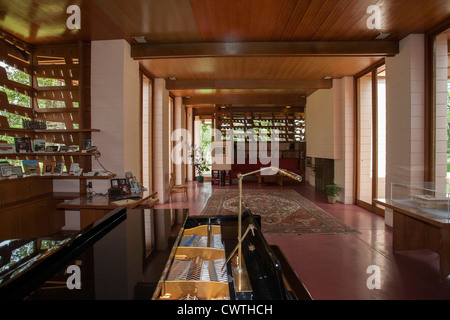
<box><xmin>325</xmin><ymin>183</ymin><xmax>342</xmax><ymax>204</ymax></box>
<box><xmin>190</xmin><ymin>145</ymin><xmax>210</xmax><ymax>183</ymax></box>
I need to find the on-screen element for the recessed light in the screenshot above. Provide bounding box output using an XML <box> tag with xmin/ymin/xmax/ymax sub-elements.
<box><xmin>286</xmin><ymin>106</ymin><xmax>292</xmax><ymax>109</ymax></box>
<box><xmin>374</xmin><ymin>33</ymin><xmax>392</xmax><ymax>40</ymax></box>
<box><xmin>132</xmin><ymin>36</ymin><xmax>148</xmax><ymax>44</ymax></box>
<box><xmin>323</xmin><ymin>76</ymin><xmax>332</xmax><ymax>80</ymax></box>
<box><xmin>185</xmin><ymin>96</ymin><xmax>191</xmax><ymax>99</ymax></box>
<box><xmin>168</xmin><ymin>77</ymin><xmax>177</xmax><ymax>81</ymax></box>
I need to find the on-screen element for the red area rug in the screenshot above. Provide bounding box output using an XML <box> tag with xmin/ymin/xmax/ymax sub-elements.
<box><xmin>200</xmin><ymin>189</ymin><xmax>360</xmax><ymax>235</ymax></box>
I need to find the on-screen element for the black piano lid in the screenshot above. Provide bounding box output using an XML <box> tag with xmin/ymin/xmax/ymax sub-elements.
<box><xmin>0</xmin><ymin>206</ymin><xmax>127</xmax><ymax>300</ymax></box>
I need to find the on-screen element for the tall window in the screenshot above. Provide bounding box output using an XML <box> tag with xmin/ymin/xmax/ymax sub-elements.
<box><xmin>356</xmin><ymin>63</ymin><xmax>386</xmax><ymax>214</ymax></box>
<box><xmin>142</xmin><ymin>74</ymin><xmax>152</xmax><ymax>191</ymax></box>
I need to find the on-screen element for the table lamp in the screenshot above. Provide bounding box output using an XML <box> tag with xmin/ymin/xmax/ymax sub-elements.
<box><xmin>225</xmin><ymin>166</ymin><xmax>303</xmax><ymax>298</ymax></box>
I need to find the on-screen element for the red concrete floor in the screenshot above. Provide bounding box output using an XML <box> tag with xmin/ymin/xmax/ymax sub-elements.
<box><xmin>155</xmin><ymin>180</ymin><xmax>450</xmax><ymax>300</ymax></box>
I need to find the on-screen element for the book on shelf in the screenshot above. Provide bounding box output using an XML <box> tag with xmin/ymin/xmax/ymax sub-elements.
<box><xmin>22</xmin><ymin>160</ymin><xmax>40</xmax><ymax>175</ymax></box>
<box><xmin>14</xmin><ymin>137</ymin><xmax>32</xmax><ymax>153</ymax></box>
<box><xmin>0</xmin><ymin>143</ymin><xmax>15</xmax><ymax>154</ymax></box>
<box><xmin>33</xmin><ymin>139</ymin><xmax>46</xmax><ymax>152</ymax></box>
<box><xmin>45</xmin><ymin>145</ymin><xmax>60</xmax><ymax>152</ymax></box>
<box><xmin>69</xmin><ymin>163</ymin><xmax>83</xmax><ymax>176</ymax></box>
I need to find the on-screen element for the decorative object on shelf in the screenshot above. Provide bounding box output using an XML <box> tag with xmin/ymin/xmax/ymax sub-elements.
<box><xmin>45</xmin><ymin>145</ymin><xmax>59</xmax><ymax>152</ymax></box>
<box><xmin>22</xmin><ymin>160</ymin><xmax>40</xmax><ymax>175</ymax></box>
<box><xmin>14</xmin><ymin>137</ymin><xmax>32</xmax><ymax>153</ymax></box>
<box><xmin>22</xmin><ymin>119</ymin><xmax>46</xmax><ymax>130</ymax></box>
<box><xmin>33</xmin><ymin>139</ymin><xmax>46</xmax><ymax>152</ymax></box>
<box><xmin>53</xmin><ymin>162</ymin><xmax>65</xmax><ymax>175</ymax></box>
<box><xmin>325</xmin><ymin>183</ymin><xmax>342</xmax><ymax>204</ymax></box>
<box><xmin>42</xmin><ymin>161</ymin><xmax>56</xmax><ymax>175</ymax></box>
<box><xmin>190</xmin><ymin>145</ymin><xmax>210</xmax><ymax>183</ymax></box>
<box><xmin>0</xmin><ymin>165</ymin><xmax>14</xmax><ymax>177</ymax></box>
<box><xmin>0</xmin><ymin>143</ymin><xmax>15</xmax><ymax>154</ymax></box>
<box><xmin>82</xmin><ymin>139</ymin><xmax>92</xmax><ymax>152</ymax></box>
<box><xmin>69</xmin><ymin>163</ymin><xmax>82</xmax><ymax>176</ymax></box>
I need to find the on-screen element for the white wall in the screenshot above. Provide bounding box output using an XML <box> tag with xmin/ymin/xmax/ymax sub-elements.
<box><xmin>384</xmin><ymin>34</ymin><xmax>425</xmax><ymax>226</ymax></box>
<box><xmin>306</xmin><ymin>78</ymin><xmax>354</xmax><ymax>204</ymax></box>
<box><xmin>91</xmin><ymin>39</ymin><xmax>141</xmax><ymax>180</ymax></box>
<box><xmin>306</xmin><ymin>87</ymin><xmax>337</xmax><ymax>159</ymax></box>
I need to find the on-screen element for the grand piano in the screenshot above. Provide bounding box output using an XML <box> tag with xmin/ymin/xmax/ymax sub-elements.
<box><xmin>0</xmin><ymin>207</ymin><xmax>311</xmax><ymax>300</ymax></box>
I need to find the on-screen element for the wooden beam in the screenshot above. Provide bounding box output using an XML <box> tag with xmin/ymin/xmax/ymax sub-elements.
<box><xmin>183</xmin><ymin>95</ymin><xmax>306</xmax><ymax>106</ymax></box>
<box><xmin>132</xmin><ymin>41</ymin><xmax>399</xmax><ymax>59</ymax></box>
<box><xmin>166</xmin><ymin>79</ymin><xmax>332</xmax><ymax>90</ymax></box>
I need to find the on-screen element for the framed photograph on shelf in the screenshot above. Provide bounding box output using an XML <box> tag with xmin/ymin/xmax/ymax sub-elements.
<box><xmin>14</xmin><ymin>137</ymin><xmax>32</xmax><ymax>153</ymax></box>
<box><xmin>110</xmin><ymin>179</ymin><xmax>120</xmax><ymax>189</ymax></box>
<box><xmin>22</xmin><ymin>160</ymin><xmax>40</xmax><ymax>175</ymax></box>
<box><xmin>12</xmin><ymin>166</ymin><xmax>23</xmax><ymax>178</ymax></box>
<box><xmin>0</xmin><ymin>166</ymin><xmax>14</xmax><ymax>177</ymax></box>
<box><xmin>42</xmin><ymin>161</ymin><xmax>56</xmax><ymax>175</ymax></box>
<box><xmin>54</xmin><ymin>162</ymin><xmax>65</xmax><ymax>175</ymax></box>
<box><xmin>33</xmin><ymin>139</ymin><xmax>46</xmax><ymax>152</ymax></box>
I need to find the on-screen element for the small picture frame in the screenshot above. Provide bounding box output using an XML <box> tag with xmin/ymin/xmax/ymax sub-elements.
<box><xmin>119</xmin><ymin>178</ymin><xmax>128</xmax><ymax>186</ymax></box>
<box><xmin>54</xmin><ymin>162</ymin><xmax>65</xmax><ymax>175</ymax></box>
<box><xmin>111</xmin><ymin>179</ymin><xmax>120</xmax><ymax>189</ymax></box>
<box><xmin>0</xmin><ymin>166</ymin><xmax>14</xmax><ymax>177</ymax></box>
<box><xmin>306</xmin><ymin>157</ymin><xmax>312</xmax><ymax>167</ymax></box>
<box><xmin>12</xmin><ymin>166</ymin><xmax>23</xmax><ymax>178</ymax></box>
<box><xmin>42</xmin><ymin>161</ymin><xmax>55</xmax><ymax>175</ymax></box>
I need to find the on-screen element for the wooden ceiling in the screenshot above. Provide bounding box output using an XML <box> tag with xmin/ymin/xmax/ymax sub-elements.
<box><xmin>1</xmin><ymin>0</ymin><xmax>449</xmax><ymax>109</ymax></box>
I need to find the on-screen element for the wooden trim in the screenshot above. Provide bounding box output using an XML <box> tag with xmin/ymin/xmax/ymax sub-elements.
<box><xmin>166</xmin><ymin>79</ymin><xmax>332</xmax><ymax>90</ymax></box>
<box><xmin>372</xmin><ymin>70</ymin><xmax>378</xmax><ymax>207</ymax></box>
<box><xmin>354</xmin><ymin>60</ymin><xmax>386</xmax><ymax>212</ymax></box>
<box><xmin>131</xmin><ymin>41</ymin><xmax>399</xmax><ymax>59</ymax></box>
<box><xmin>184</xmin><ymin>95</ymin><xmax>306</xmax><ymax>106</ymax></box>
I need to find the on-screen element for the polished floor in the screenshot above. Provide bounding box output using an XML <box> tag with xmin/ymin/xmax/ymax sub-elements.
<box><xmin>155</xmin><ymin>180</ymin><xmax>450</xmax><ymax>300</ymax></box>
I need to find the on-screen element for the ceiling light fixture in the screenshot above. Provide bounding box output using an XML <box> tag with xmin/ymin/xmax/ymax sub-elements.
<box><xmin>374</xmin><ymin>32</ymin><xmax>392</xmax><ymax>40</ymax></box>
<box><xmin>323</xmin><ymin>76</ymin><xmax>332</xmax><ymax>80</ymax></box>
<box><xmin>168</xmin><ymin>77</ymin><xmax>177</xmax><ymax>81</ymax></box>
<box><xmin>132</xmin><ymin>36</ymin><xmax>148</xmax><ymax>44</ymax></box>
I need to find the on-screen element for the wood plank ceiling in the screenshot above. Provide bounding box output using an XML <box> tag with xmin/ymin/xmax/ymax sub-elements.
<box><xmin>1</xmin><ymin>0</ymin><xmax>449</xmax><ymax>109</ymax></box>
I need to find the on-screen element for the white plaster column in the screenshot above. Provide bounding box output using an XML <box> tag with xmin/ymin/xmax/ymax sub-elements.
<box><xmin>334</xmin><ymin>77</ymin><xmax>355</xmax><ymax>204</ymax></box>
<box><xmin>384</xmin><ymin>34</ymin><xmax>425</xmax><ymax>226</ymax></box>
<box><xmin>186</xmin><ymin>108</ymin><xmax>194</xmax><ymax>181</ymax></box>
<box><xmin>90</xmin><ymin>39</ymin><xmax>140</xmax><ymax>183</ymax></box>
<box><xmin>173</xmin><ymin>96</ymin><xmax>186</xmax><ymax>184</ymax></box>
<box><xmin>153</xmin><ymin>78</ymin><xmax>170</xmax><ymax>202</ymax></box>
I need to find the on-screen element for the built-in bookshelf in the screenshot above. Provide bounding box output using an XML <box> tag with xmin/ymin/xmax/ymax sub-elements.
<box><xmin>0</xmin><ymin>31</ymin><xmax>97</xmax><ymax>178</ymax></box>
<box><xmin>215</xmin><ymin>107</ymin><xmax>305</xmax><ymax>142</ymax></box>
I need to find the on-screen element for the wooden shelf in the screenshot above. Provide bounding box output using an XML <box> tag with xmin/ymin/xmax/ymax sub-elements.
<box><xmin>0</xmin><ymin>152</ymin><xmax>98</xmax><ymax>157</ymax></box>
<box><xmin>38</xmin><ymin>174</ymin><xmax>116</xmax><ymax>179</ymax></box>
<box><xmin>0</xmin><ymin>128</ymin><xmax>100</xmax><ymax>133</ymax></box>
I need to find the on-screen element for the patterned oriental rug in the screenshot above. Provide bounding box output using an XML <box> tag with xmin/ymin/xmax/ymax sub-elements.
<box><xmin>200</xmin><ymin>189</ymin><xmax>360</xmax><ymax>235</ymax></box>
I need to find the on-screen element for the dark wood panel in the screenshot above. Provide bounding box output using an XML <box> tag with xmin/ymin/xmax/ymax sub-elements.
<box><xmin>131</xmin><ymin>41</ymin><xmax>399</xmax><ymax>59</ymax></box>
<box><xmin>166</xmin><ymin>79</ymin><xmax>332</xmax><ymax>90</ymax></box>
